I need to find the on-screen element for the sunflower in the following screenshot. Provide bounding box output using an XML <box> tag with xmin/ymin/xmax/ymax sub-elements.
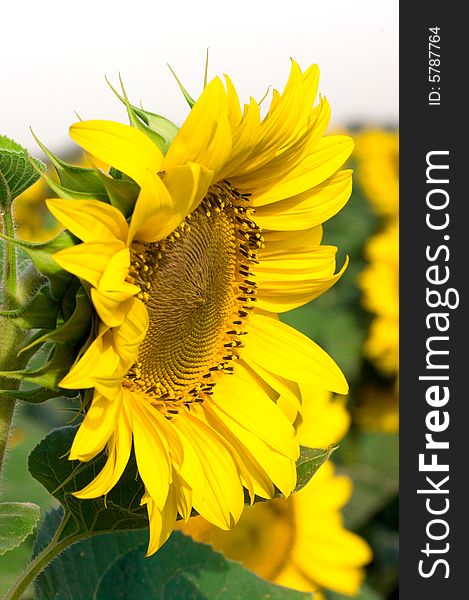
<box><xmin>179</xmin><ymin>391</ymin><xmax>371</xmax><ymax>598</ymax></box>
<box><xmin>358</xmin><ymin>219</ymin><xmax>399</xmax><ymax>376</ymax></box>
<box><xmin>45</xmin><ymin>60</ymin><xmax>354</xmax><ymax>555</ymax></box>
<box><xmin>354</xmin><ymin>129</ymin><xmax>399</xmax><ymax>218</ymax></box>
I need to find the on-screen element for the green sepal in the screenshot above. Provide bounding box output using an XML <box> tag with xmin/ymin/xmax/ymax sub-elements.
<box><xmin>19</xmin><ymin>286</ymin><xmax>92</xmax><ymax>354</ymax></box>
<box><xmin>0</xmin><ymin>384</ymin><xmax>78</xmax><ymax>404</ymax></box>
<box><xmin>95</xmin><ymin>170</ymin><xmax>139</xmax><ymax>218</ymax></box>
<box><xmin>38</xmin><ymin>167</ymin><xmax>109</xmax><ymax>202</ymax></box>
<box><xmin>107</xmin><ymin>77</ymin><xmax>167</xmax><ymax>153</ymax></box>
<box><xmin>0</xmin><ymin>283</ymin><xmax>59</xmax><ymax>330</ymax></box>
<box><xmin>0</xmin><ymin>136</ymin><xmax>46</xmax><ymax>209</ymax></box>
<box><xmin>30</xmin><ymin>131</ymin><xmax>107</xmax><ymax>195</ymax></box>
<box><xmin>106</xmin><ymin>77</ymin><xmax>179</xmax><ymax>153</ymax></box>
<box><xmin>0</xmin><ymin>341</ymin><xmax>82</xmax><ymax>391</ymax></box>
<box><xmin>0</xmin><ymin>230</ymin><xmax>75</xmax><ymax>300</ymax></box>
<box><xmin>131</xmin><ymin>107</ymin><xmax>179</xmax><ymax>152</ymax></box>
<box><xmin>0</xmin><ymin>284</ymin><xmax>93</xmax><ymax>391</ymax></box>
<box><xmin>167</xmin><ymin>64</ymin><xmax>195</xmax><ymax>108</ymax></box>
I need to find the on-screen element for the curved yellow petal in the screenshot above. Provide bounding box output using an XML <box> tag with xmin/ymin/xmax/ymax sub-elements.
<box><xmin>70</xmin><ymin>120</ymin><xmax>164</xmax><ymax>186</ymax></box>
<box><xmin>251</xmin><ymin>135</ymin><xmax>354</xmax><ymax>207</ymax></box>
<box><xmin>244</xmin><ymin>313</ymin><xmax>348</xmax><ymax>394</ymax></box>
<box><xmin>254</xmin><ymin>169</ymin><xmax>352</xmax><ymax>231</ymax></box>
<box><xmin>142</xmin><ymin>485</ymin><xmax>178</xmax><ymax>555</ymax></box>
<box><xmin>73</xmin><ymin>404</ymin><xmax>133</xmax><ymax>499</ymax></box>
<box><xmin>210</xmin><ymin>363</ymin><xmax>297</xmax><ymax>458</ymax></box>
<box><xmin>59</xmin><ymin>327</ymin><xmax>121</xmax><ymax>390</ymax></box>
<box><xmin>173</xmin><ymin>412</ymin><xmax>244</xmax><ymax>529</ymax></box>
<box><xmin>46</xmin><ymin>198</ymin><xmax>129</xmax><ymax>243</ymax></box>
<box><xmin>163</xmin><ymin>77</ymin><xmax>229</xmax><ymax>172</ymax></box>
<box><xmin>52</xmin><ymin>241</ymin><xmax>126</xmax><ymax>288</ymax></box>
<box><xmin>127</xmin><ymin>166</ymin><xmax>211</xmax><ymax>244</ymax></box>
<box><xmin>69</xmin><ymin>390</ymin><xmax>122</xmax><ymax>461</ymax></box>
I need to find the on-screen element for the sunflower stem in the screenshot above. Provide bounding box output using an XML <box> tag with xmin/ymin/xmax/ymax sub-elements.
<box><xmin>2</xmin><ymin>512</ymin><xmax>84</xmax><ymax>600</ymax></box>
<box><xmin>1</xmin><ymin>202</ymin><xmax>18</xmax><ymax>309</ymax></box>
<box><xmin>0</xmin><ymin>204</ymin><xmax>20</xmax><ymax>481</ymax></box>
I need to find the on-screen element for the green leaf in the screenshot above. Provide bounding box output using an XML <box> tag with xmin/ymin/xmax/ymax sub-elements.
<box><xmin>0</xmin><ymin>136</ymin><xmax>45</xmax><ymax>209</ymax></box>
<box><xmin>28</xmin><ymin>426</ymin><xmax>148</xmax><ymax>541</ymax></box>
<box><xmin>0</xmin><ymin>502</ymin><xmax>40</xmax><ymax>556</ymax></box>
<box><xmin>294</xmin><ymin>445</ymin><xmax>336</xmax><ymax>492</ymax></box>
<box><xmin>35</xmin><ymin>512</ymin><xmax>311</xmax><ymax>600</ymax></box>
<box><xmin>30</xmin><ymin>131</ymin><xmax>107</xmax><ymax>195</ymax></box>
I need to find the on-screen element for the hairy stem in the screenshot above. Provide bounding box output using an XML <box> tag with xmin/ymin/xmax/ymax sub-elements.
<box><xmin>2</xmin><ymin>513</ymin><xmax>84</xmax><ymax>600</ymax></box>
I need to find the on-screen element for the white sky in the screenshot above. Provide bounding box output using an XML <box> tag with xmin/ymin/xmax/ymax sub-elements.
<box><xmin>1</xmin><ymin>0</ymin><xmax>398</xmax><ymax>159</ymax></box>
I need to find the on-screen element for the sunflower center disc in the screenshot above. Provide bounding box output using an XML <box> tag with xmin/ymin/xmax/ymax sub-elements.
<box><xmin>126</xmin><ymin>183</ymin><xmax>261</xmax><ymax>410</ymax></box>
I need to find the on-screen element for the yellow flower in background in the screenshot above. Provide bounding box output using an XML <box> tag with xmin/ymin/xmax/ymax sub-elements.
<box><xmin>358</xmin><ymin>219</ymin><xmax>399</xmax><ymax>376</ymax></box>
<box><xmin>180</xmin><ymin>388</ymin><xmax>370</xmax><ymax>598</ymax></box>
<box><xmin>354</xmin><ymin>130</ymin><xmax>398</xmax><ymax>218</ymax></box>
<box><xmin>12</xmin><ymin>176</ymin><xmax>62</xmax><ymax>242</ymax></box>
<box><xmin>46</xmin><ymin>60</ymin><xmax>353</xmax><ymax>555</ymax></box>
<box><xmin>353</xmin><ymin>382</ymin><xmax>399</xmax><ymax>434</ymax></box>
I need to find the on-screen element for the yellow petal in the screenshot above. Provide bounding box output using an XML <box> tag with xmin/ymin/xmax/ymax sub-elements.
<box><xmin>244</xmin><ymin>313</ymin><xmax>348</xmax><ymax>394</ymax></box>
<box><xmin>201</xmin><ymin>403</ymin><xmax>275</xmax><ymax>500</ymax></box>
<box><xmin>164</xmin><ymin>162</ymin><xmax>213</xmax><ymax>217</ymax></box>
<box><xmin>112</xmin><ymin>298</ymin><xmax>149</xmax><ymax>366</ymax></box>
<box><xmin>142</xmin><ymin>485</ymin><xmax>178</xmax><ymax>556</ymax></box>
<box><xmin>46</xmin><ymin>198</ymin><xmax>128</xmax><ymax>243</ymax></box>
<box><xmin>207</xmin><ymin>400</ymin><xmax>297</xmax><ymax>498</ymax></box>
<box><xmin>126</xmin><ymin>166</ymin><xmax>212</xmax><ymax>244</ymax></box>
<box><xmin>69</xmin><ymin>390</ymin><xmax>122</xmax><ymax>461</ymax></box>
<box><xmin>224</xmin><ymin>74</ymin><xmax>243</xmax><ymax>129</ymax></box>
<box><xmin>52</xmin><ymin>241</ymin><xmax>126</xmax><ymax>288</ymax></box>
<box><xmin>210</xmin><ymin>363</ymin><xmax>297</xmax><ymax>458</ymax></box>
<box><xmin>173</xmin><ymin>412</ymin><xmax>244</xmax><ymax>529</ymax></box>
<box><xmin>70</xmin><ymin>120</ymin><xmax>164</xmax><ymax>186</ymax></box>
<box><xmin>251</xmin><ymin>135</ymin><xmax>354</xmax><ymax>207</ymax></box>
<box><xmin>59</xmin><ymin>327</ymin><xmax>121</xmax><ymax>390</ymax></box>
<box><xmin>74</xmin><ymin>404</ymin><xmax>133</xmax><ymax>499</ymax></box>
<box><xmin>217</xmin><ymin>97</ymin><xmax>261</xmax><ymax>181</ymax></box>
<box><xmin>129</xmin><ymin>396</ymin><xmax>172</xmax><ymax>510</ymax></box>
<box><xmin>254</xmin><ymin>169</ymin><xmax>352</xmax><ymax>231</ymax></box>
<box><xmin>163</xmin><ymin>77</ymin><xmax>229</xmax><ymax>173</ymax></box>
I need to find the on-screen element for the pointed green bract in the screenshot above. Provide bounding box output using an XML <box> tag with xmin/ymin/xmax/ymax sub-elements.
<box><xmin>96</xmin><ymin>171</ymin><xmax>139</xmax><ymax>217</ymax></box>
<box><xmin>1</xmin><ymin>230</ymin><xmax>75</xmax><ymax>300</ymax></box>
<box><xmin>167</xmin><ymin>63</ymin><xmax>195</xmax><ymax>108</ymax></box>
<box><xmin>40</xmin><ymin>168</ymin><xmax>109</xmax><ymax>201</ymax></box>
<box><xmin>30</xmin><ymin>132</ymin><xmax>107</xmax><ymax>195</ymax></box>
<box><xmin>0</xmin><ymin>136</ymin><xmax>45</xmax><ymax>209</ymax></box>
<box><xmin>106</xmin><ymin>77</ymin><xmax>177</xmax><ymax>153</ymax></box>
<box><xmin>0</xmin><ymin>284</ymin><xmax>59</xmax><ymax>330</ymax></box>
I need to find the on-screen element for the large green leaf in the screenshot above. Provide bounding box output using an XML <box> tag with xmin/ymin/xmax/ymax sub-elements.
<box><xmin>0</xmin><ymin>136</ymin><xmax>45</xmax><ymax>209</ymax></box>
<box><xmin>34</xmin><ymin>510</ymin><xmax>312</xmax><ymax>600</ymax></box>
<box><xmin>0</xmin><ymin>502</ymin><xmax>40</xmax><ymax>557</ymax></box>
